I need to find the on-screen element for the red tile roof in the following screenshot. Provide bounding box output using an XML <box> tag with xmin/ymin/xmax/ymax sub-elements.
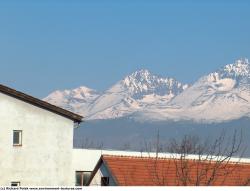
<box><xmin>89</xmin><ymin>155</ymin><xmax>250</xmax><ymax>186</ymax></box>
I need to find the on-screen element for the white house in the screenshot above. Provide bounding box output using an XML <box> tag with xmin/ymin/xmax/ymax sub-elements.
<box><xmin>0</xmin><ymin>84</ymin><xmax>82</xmax><ymax>186</ymax></box>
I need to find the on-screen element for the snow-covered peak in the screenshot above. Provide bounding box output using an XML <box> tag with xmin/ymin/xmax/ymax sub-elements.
<box><xmin>71</xmin><ymin>86</ymin><xmax>99</xmax><ymax>97</ymax></box>
<box><xmin>222</xmin><ymin>58</ymin><xmax>250</xmax><ymax>77</ymax></box>
<box><xmin>75</xmin><ymin>86</ymin><xmax>96</xmax><ymax>93</ymax></box>
<box><xmin>126</xmin><ymin>69</ymin><xmax>151</xmax><ymax>81</ymax></box>
<box><xmin>85</xmin><ymin>69</ymin><xmax>188</xmax><ymax>120</ymax></box>
<box><xmin>198</xmin><ymin>58</ymin><xmax>250</xmax><ymax>87</ymax></box>
<box><xmin>43</xmin><ymin>86</ymin><xmax>100</xmax><ymax>115</ymax></box>
<box><xmin>156</xmin><ymin>58</ymin><xmax>250</xmax><ymax>123</ymax></box>
<box><xmin>44</xmin><ymin>58</ymin><xmax>250</xmax><ymax>122</ymax></box>
<box><xmin>119</xmin><ymin>69</ymin><xmax>187</xmax><ymax>99</ymax></box>
<box><xmin>123</xmin><ymin>69</ymin><xmax>155</xmax><ymax>87</ymax></box>
<box><xmin>45</xmin><ymin>86</ymin><xmax>99</xmax><ymax>100</ymax></box>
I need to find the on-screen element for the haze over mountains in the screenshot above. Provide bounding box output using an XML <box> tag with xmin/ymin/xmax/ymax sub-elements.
<box><xmin>44</xmin><ymin>58</ymin><xmax>250</xmax><ymax>123</ymax></box>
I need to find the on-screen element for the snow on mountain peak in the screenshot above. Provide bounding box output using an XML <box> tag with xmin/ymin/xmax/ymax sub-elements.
<box><xmin>45</xmin><ymin>86</ymin><xmax>98</xmax><ymax>100</ymax></box>
<box><xmin>72</xmin><ymin>86</ymin><xmax>99</xmax><ymax>97</ymax></box>
<box><xmin>123</xmin><ymin>69</ymin><xmax>153</xmax><ymax>86</ymax></box>
<box><xmin>43</xmin><ymin>86</ymin><xmax>100</xmax><ymax>115</ymax></box>
<box><xmin>75</xmin><ymin>86</ymin><xmax>95</xmax><ymax>92</ymax></box>
<box><xmin>84</xmin><ymin>69</ymin><xmax>188</xmax><ymax>120</ymax></box>
<box><xmin>44</xmin><ymin>58</ymin><xmax>250</xmax><ymax>122</ymax></box>
<box><xmin>44</xmin><ymin>68</ymin><xmax>189</xmax><ymax>120</ymax></box>
<box><xmin>120</xmin><ymin>69</ymin><xmax>187</xmax><ymax>99</ymax></box>
<box><xmin>222</xmin><ymin>58</ymin><xmax>250</xmax><ymax>77</ymax></box>
<box><xmin>201</xmin><ymin>58</ymin><xmax>250</xmax><ymax>88</ymax></box>
<box><xmin>153</xmin><ymin>58</ymin><xmax>250</xmax><ymax>123</ymax></box>
<box><xmin>128</xmin><ymin>69</ymin><xmax>151</xmax><ymax>80</ymax></box>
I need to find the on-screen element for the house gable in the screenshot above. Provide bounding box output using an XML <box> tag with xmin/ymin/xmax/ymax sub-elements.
<box><xmin>87</xmin><ymin>156</ymin><xmax>118</xmax><ymax>186</ymax></box>
<box><xmin>0</xmin><ymin>84</ymin><xmax>81</xmax><ymax>186</ymax></box>
<box><xmin>0</xmin><ymin>84</ymin><xmax>82</xmax><ymax>123</ymax></box>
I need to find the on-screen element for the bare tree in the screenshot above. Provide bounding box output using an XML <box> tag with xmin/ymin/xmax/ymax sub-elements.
<box><xmin>143</xmin><ymin>129</ymin><xmax>250</xmax><ymax>186</ymax></box>
<box><xmin>75</xmin><ymin>137</ymin><xmax>104</xmax><ymax>150</ymax></box>
<box><xmin>120</xmin><ymin>142</ymin><xmax>131</xmax><ymax>151</ymax></box>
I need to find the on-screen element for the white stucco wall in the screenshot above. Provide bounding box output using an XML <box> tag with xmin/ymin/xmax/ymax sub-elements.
<box><xmin>0</xmin><ymin>92</ymin><xmax>75</xmax><ymax>186</ymax></box>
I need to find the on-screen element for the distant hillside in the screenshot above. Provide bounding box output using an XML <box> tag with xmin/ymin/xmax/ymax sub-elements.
<box><xmin>73</xmin><ymin>117</ymin><xmax>250</xmax><ymax>157</ymax></box>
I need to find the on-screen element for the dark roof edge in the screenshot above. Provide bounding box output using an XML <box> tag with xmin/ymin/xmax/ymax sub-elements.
<box><xmin>86</xmin><ymin>155</ymin><xmax>119</xmax><ymax>186</ymax></box>
<box><xmin>0</xmin><ymin>84</ymin><xmax>83</xmax><ymax>123</ymax></box>
<box><xmin>102</xmin><ymin>156</ymin><xmax>119</xmax><ymax>185</ymax></box>
<box><xmin>86</xmin><ymin>156</ymin><xmax>103</xmax><ymax>185</ymax></box>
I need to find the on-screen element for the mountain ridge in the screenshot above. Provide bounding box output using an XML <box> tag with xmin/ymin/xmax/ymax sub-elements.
<box><xmin>44</xmin><ymin>58</ymin><xmax>250</xmax><ymax>123</ymax></box>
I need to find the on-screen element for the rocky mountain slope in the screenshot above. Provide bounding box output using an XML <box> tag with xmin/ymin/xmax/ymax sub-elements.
<box><xmin>86</xmin><ymin>69</ymin><xmax>188</xmax><ymax>119</ymax></box>
<box><xmin>139</xmin><ymin>58</ymin><xmax>250</xmax><ymax>122</ymax></box>
<box><xmin>44</xmin><ymin>86</ymin><xmax>100</xmax><ymax>116</ymax></box>
<box><xmin>44</xmin><ymin>59</ymin><xmax>250</xmax><ymax>123</ymax></box>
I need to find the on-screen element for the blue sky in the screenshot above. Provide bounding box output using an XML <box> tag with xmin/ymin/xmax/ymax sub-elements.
<box><xmin>0</xmin><ymin>0</ymin><xmax>250</xmax><ymax>98</ymax></box>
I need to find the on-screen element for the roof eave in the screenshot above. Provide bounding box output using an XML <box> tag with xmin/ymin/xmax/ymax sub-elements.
<box><xmin>0</xmin><ymin>84</ymin><xmax>83</xmax><ymax>123</ymax></box>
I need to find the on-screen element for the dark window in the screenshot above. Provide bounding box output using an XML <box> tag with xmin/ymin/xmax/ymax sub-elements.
<box><xmin>11</xmin><ymin>182</ymin><xmax>20</xmax><ymax>187</ymax></box>
<box><xmin>75</xmin><ymin>171</ymin><xmax>91</xmax><ymax>186</ymax></box>
<box><xmin>13</xmin><ymin>130</ymin><xmax>22</xmax><ymax>146</ymax></box>
<box><xmin>101</xmin><ymin>177</ymin><xmax>109</xmax><ymax>186</ymax></box>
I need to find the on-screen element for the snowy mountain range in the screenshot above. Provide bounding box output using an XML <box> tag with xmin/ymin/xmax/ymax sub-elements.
<box><xmin>44</xmin><ymin>58</ymin><xmax>250</xmax><ymax>123</ymax></box>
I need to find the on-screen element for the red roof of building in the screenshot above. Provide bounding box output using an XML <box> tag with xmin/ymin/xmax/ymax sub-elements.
<box><xmin>88</xmin><ymin>155</ymin><xmax>250</xmax><ymax>186</ymax></box>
